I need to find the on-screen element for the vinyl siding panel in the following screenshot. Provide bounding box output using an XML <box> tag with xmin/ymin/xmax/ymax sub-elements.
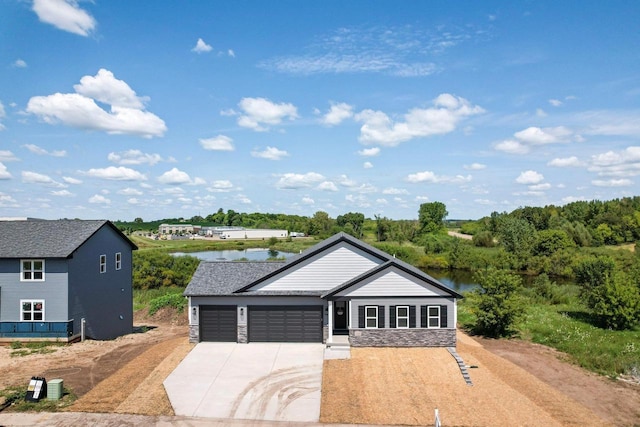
<box><xmin>249</xmin><ymin>243</ymin><xmax>382</xmax><ymax>292</ymax></box>
<box><xmin>0</xmin><ymin>259</ymin><xmax>69</xmax><ymax>322</ymax></box>
<box><xmin>67</xmin><ymin>225</ymin><xmax>133</xmax><ymax>339</ymax></box>
<box><xmin>336</xmin><ymin>267</ymin><xmax>451</xmax><ymax>297</ymax></box>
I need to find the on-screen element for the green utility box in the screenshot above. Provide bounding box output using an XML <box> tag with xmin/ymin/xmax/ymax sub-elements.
<box><xmin>47</xmin><ymin>379</ymin><xmax>63</xmax><ymax>400</ymax></box>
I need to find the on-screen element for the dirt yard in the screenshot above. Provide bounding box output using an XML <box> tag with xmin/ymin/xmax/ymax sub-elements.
<box><xmin>0</xmin><ymin>311</ymin><xmax>638</xmax><ymax>426</ymax></box>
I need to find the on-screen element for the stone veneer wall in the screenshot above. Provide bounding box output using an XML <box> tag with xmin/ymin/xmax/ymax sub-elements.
<box><xmin>237</xmin><ymin>325</ymin><xmax>247</xmax><ymax>343</ymax></box>
<box><xmin>349</xmin><ymin>328</ymin><xmax>456</xmax><ymax>347</ymax></box>
<box><xmin>189</xmin><ymin>325</ymin><xmax>199</xmax><ymax>343</ymax></box>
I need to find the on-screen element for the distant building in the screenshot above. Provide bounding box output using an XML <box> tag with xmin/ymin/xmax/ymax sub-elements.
<box><xmin>159</xmin><ymin>223</ymin><xmax>201</xmax><ymax>235</ymax></box>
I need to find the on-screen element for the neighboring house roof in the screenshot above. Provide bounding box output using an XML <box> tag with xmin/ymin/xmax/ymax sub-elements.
<box><xmin>184</xmin><ymin>261</ymin><xmax>286</xmax><ymax>296</ymax></box>
<box><xmin>185</xmin><ymin>232</ymin><xmax>462</xmax><ymax>299</ymax></box>
<box><xmin>0</xmin><ymin>219</ymin><xmax>137</xmax><ymax>258</ymax></box>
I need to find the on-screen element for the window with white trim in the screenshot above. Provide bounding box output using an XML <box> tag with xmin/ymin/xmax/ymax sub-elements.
<box><xmin>365</xmin><ymin>306</ymin><xmax>378</xmax><ymax>328</ymax></box>
<box><xmin>115</xmin><ymin>252</ymin><xmax>122</xmax><ymax>270</ymax></box>
<box><xmin>21</xmin><ymin>260</ymin><xmax>45</xmax><ymax>281</ymax></box>
<box><xmin>99</xmin><ymin>254</ymin><xmax>107</xmax><ymax>273</ymax></box>
<box><xmin>21</xmin><ymin>300</ymin><xmax>45</xmax><ymax>321</ymax></box>
<box><xmin>427</xmin><ymin>306</ymin><xmax>440</xmax><ymax>328</ymax></box>
<box><xmin>396</xmin><ymin>306</ymin><xmax>410</xmax><ymax>328</ymax></box>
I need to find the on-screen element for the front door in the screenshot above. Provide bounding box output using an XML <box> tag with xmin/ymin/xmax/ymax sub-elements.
<box><xmin>333</xmin><ymin>301</ymin><xmax>348</xmax><ymax>334</ymax></box>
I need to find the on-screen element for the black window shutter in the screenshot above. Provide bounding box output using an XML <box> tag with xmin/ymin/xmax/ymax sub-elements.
<box><xmin>440</xmin><ymin>305</ymin><xmax>448</xmax><ymax>328</ymax></box>
<box><xmin>358</xmin><ymin>305</ymin><xmax>365</xmax><ymax>328</ymax></box>
<box><xmin>378</xmin><ymin>305</ymin><xmax>385</xmax><ymax>328</ymax></box>
<box><xmin>389</xmin><ymin>305</ymin><xmax>396</xmax><ymax>328</ymax></box>
<box><xmin>420</xmin><ymin>306</ymin><xmax>427</xmax><ymax>328</ymax></box>
<box><xmin>409</xmin><ymin>306</ymin><xmax>416</xmax><ymax>328</ymax></box>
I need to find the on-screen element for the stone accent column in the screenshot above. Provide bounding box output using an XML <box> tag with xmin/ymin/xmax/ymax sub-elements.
<box><xmin>189</xmin><ymin>325</ymin><xmax>199</xmax><ymax>343</ymax></box>
<box><xmin>238</xmin><ymin>325</ymin><xmax>248</xmax><ymax>343</ymax></box>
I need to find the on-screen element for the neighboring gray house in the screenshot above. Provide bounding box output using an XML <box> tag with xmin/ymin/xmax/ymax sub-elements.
<box><xmin>0</xmin><ymin>219</ymin><xmax>137</xmax><ymax>341</ymax></box>
<box><xmin>185</xmin><ymin>232</ymin><xmax>462</xmax><ymax>347</ymax></box>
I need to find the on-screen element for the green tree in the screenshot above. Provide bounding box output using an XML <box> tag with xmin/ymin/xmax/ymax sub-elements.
<box><xmin>469</xmin><ymin>268</ymin><xmax>525</xmax><ymax>337</ymax></box>
<box><xmin>134</xmin><ymin>217</ymin><xmax>143</xmax><ymax>224</ymax></box>
<box><xmin>418</xmin><ymin>202</ymin><xmax>448</xmax><ymax>233</ymax></box>
<box><xmin>533</xmin><ymin>229</ymin><xmax>575</xmax><ymax>256</ymax></box>
<box><xmin>573</xmin><ymin>257</ymin><xmax>640</xmax><ymax>330</ymax></box>
<box><xmin>497</xmin><ymin>216</ymin><xmax>536</xmax><ymax>268</ymax></box>
<box><xmin>336</xmin><ymin>212</ymin><xmax>365</xmax><ymax>238</ymax></box>
<box><xmin>375</xmin><ymin>215</ymin><xmax>392</xmax><ymax>242</ymax></box>
<box><xmin>308</xmin><ymin>211</ymin><xmax>334</xmax><ymax>237</ymax></box>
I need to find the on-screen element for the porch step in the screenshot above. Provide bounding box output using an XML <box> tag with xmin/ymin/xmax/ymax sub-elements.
<box><xmin>447</xmin><ymin>347</ymin><xmax>473</xmax><ymax>386</ymax></box>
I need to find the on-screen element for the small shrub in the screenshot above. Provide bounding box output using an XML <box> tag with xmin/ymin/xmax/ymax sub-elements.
<box><xmin>148</xmin><ymin>293</ymin><xmax>187</xmax><ymax>315</ymax></box>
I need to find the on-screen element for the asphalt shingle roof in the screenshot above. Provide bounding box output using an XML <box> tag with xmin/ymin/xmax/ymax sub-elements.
<box><xmin>184</xmin><ymin>261</ymin><xmax>286</xmax><ymax>296</ymax></box>
<box><xmin>0</xmin><ymin>219</ymin><xmax>135</xmax><ymax>258</ymax></box>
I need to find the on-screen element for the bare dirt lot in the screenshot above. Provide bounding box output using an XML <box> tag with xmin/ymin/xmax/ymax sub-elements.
<box><xmin>1</xmin><ymin>312</ymin><xmax>639</xmax><ymax>426</ymax></box>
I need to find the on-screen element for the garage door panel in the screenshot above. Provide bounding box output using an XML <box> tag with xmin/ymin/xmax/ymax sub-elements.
<box><xmin>248</xmin><ymin>305</ymin><xmax>322</xmax><ymax>342</ymax></box>
<box><xmin>200</xmin><ymin>305</ymin><xmax>237</xmax><ymax>342</ymax></box>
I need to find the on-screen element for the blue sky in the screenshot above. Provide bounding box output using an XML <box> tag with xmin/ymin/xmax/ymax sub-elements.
<box><xmin>1</xmin><ymin>1</ymin><xmax>639</xmax><ymax>221</ymax></box>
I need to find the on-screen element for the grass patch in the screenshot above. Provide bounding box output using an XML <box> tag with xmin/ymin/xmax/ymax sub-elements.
<box><xmin>133</xmin><ymin>286</ymin><xmax>185</xmax><ymax>311</ymax></box>
<box><xmin>459</xmin><ymin>296</ymin><xmax>640</xmax><ymax>378</ymax></box>
<box><xmin>0</xmin><ymin>384</ymin><xmax>76</xmax><ymax>412</ymax></box>
<box><xmin>9</xmin><ymin>341</ymin><xmax>66</xmax><ymax>358</ymax></box>
<box><xmin>148</xmin><ymin>292</ymin><xmax>187</xmax><ymax>315</ymax></box>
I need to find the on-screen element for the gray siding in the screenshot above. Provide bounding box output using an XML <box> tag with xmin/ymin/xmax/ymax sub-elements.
<box><xmin>348</xmin><ymin>297</ymin><xmax>456</xmax><ymax>329</ymax></box>
<box><xmin>67</xmin><ymin>225</ymin><xmax>133</xmax><ymax>340</ymax></box>
<box><xmin>0</xmin><ymin>258</ymin><xmax>69</xmax><ymax>322</ymax></box>
<box><xmin>249</xmin><ymin>243</ymin><xmax>382</xmax><ymax>292</ymax></box>
<box><xmin>335</xmin><ymin>266</ymin><xmax>452</xmax><ymax>297</ymax></box>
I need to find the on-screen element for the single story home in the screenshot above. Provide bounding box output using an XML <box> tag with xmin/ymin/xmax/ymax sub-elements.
<box><xmin>0</xmin><ymin>219</ymin><xmax>137</xmax><ymax>341</ymax></box>
<box><xmin>184</xmin><ymin>232</ymin><xmax>462</xmax><ymax>347</ymax></box>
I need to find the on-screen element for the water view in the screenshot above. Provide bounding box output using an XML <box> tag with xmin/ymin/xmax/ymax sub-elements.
<box><xmin>172</xmin><ymin>249</ymin><xmax>295</xmax><ymax>262</ymax></box>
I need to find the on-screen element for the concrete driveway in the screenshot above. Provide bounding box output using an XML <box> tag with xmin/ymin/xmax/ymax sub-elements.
<box><xmin>164</xmin><ymin>343</ymin><xmax>324</xmax><ymax>422</ymax></box>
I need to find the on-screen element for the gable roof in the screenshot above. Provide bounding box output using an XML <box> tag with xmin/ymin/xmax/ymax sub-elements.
<box><xmin>233</xmin><ymin>232</ymin><xmax>391</xmax><ymax>293</ymax></box>
<box><xmin>321</xmin><ymin>259</ymin><xmax>463</xmax><ymax>299</ymax></box>
<box><xmin>184</xmin><ymin>261</ymin><xmax>286</xmax><ymax>296</ymax></box>
<box><xmin>0</xmin><ymin>219</ymin><xmax>137</xmax><ymax>258</ymax></box>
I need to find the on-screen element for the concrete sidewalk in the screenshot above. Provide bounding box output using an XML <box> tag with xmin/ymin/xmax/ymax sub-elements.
<box><xmin>164</xmin><ymin>343</ymin><xmax>324</xmax><ymax>422</ymax></box>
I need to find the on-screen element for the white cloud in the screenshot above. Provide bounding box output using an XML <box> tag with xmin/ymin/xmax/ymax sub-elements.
<box><xmin>493</xmin><ymin>139</ymin><xmax>529</xmax><ymax>154</ymax></box>
<box><xmin>276</xmin><ymin>172</ymin><xmax>324</xmax><ymax>189</ymax></box>
<box><xmin>228</xmin><ymin>49</ymin><xmax>235</xmax><ymax>58</ymax></box>
<box><xmin>127</xmin><ymin>198</ymin><xmax>140</xmax><ymax>205</ymax></box>
<box><xmin>209</xmin><ymin>180</ymin><xmax>234</xmax><ymax>192</ymax></box>
<box><xmin>51</xmin><ymin>189</ymin><xmax>73</xmax><ymax>197</ymax></box>
<box><xmin>513</xmin><ymin>126</ymin><xmax>574</xmax><ymax>145</ymax></box>
<box><xmin>23</xmin><ymin>144</ymin><xmax>66</xmax><ymax>157</ymax></box>
<box><xmin>83</xmin><ymin>166</ymin><xmax>147</xmax><ymax>181</ymax></box>
<box><xmin>464</xmin><ymin>163</ymin><xmax>486</xmax><ymax>170</ymax></box>
<box><xmin>63</xmin><ymin>176</ymin><xmax>82</xmax><ymax>184</ymax></box>
<box><xmin>0</xmin><ymin>193</ymin><xmax>18</xmax><ymax>206</ymax></box>
<box><xmin>588</xmin><ymin>146</ymin><xmax>640</xmax><ymax>177</ymax></box>
<box><xmin>0</xmin><ymin>162</ymin><xmax>11</xmax><ymax>179</ymax></box>
<box><xmin>406</xmin><ymin>171</ymin><xmax>472</xmax><ymax>184</ymax></box>
<box><xmin>353</xmin><ymin>183</ymin><xmax>377</xmax><ymax>194</ymax></box>
<box><xmin>108</xmin><ymin>149</ymin><xmax>162</xmax><ymax>165</ymax></box>
<box><xmin>199</xmin><ymin>135</ymin><xmax>234</xmax><ymax>151</ymax></box>
<box><xmin>321</xmin><ymin>102</ymin><xmax>353</xmax><ymax>126</ymax></box>
<box><xmin>548</xmin><ymin>156</ymin><xmax>584</xmax><ymax>167</ymax></box>
<box><xmin>355</xmin><ymin>94</ymin><xmax>484</xmax><ymax>146</ymax></box>
<box><xmin>549</xmin><ymin>99</ymin><xmax>563</xmax><ymax>107</ymax></box>
<box><xmin>363</xmin><ymin>161</ymin><xmax>373</xmax><ymax>169</ymax></box>
<box><xmin>237</xmin><ymin>97</ymin><xmax>298</xmax><ymax>131</ymax></box>
<box><xmin>157</xmin><ymin>168</ymin><xmax>192</xmax><ymax>185</ymax></box>
<box><xmin>0</xmin><ymin>101</ymin><xmax>5</xmax><ymax>130</ymax></box>
<box><xmin>13</xmin><ymin>59</ymin><xmax>27</xmax><ymax>68</ymax></box>
<box><xmin>0</xmin><ymin>151</ymin><xmax>18</xmax><ymax>162</ymax></box>
<box><xmin>21</xmin><ymin>171</ymin><xmax>66</xmax><ymax>187</ymax></box>
<box><xmin>317</xmin><ymin>181</ymin><xmax>338</xmax><ymax>192</ymax></box>
<box><xmin>592</xmin><ymin>179</ymin><xmax>632</xmax><ymax>187</ymax></box>
<box><xmin>529</xmin><ymin>183</ymin><xmax>551</xmax><ymax>191</ymax></box>
<box><xmin>32</xmin><ymin>0</ymin><xmax>96</xmax><ymax>36</ymax></box>
<box><xmin>26</xmin><ymin>69</ymin><xmax>166</xmax><ymax>138</ymax></box>
<box><xmin>89</xmin><ymin>194</ymin><xmax>111</xmax><ymax>204</ymax></box>
<box><xmin>302</xmin><ymin>196</ymin><xmax>315</xmax><ymax>205</ymax></box>
<box><xmin>234</xmin><ymin>194</ymin><xmax>252</xmax><ymax>204</ymax></box>
<box><xmin>251</xmin><ymin>146</ymin><xmax>289</xmax><ymax>160</ymax></box>
<box><xmin>338</xmin><ymin>175</ymin><xmax>358</xmax><ymax>188</ymax></box>
<box><xmin>358</xmin><ymin>147</ymin><xmax>380</xmax><ymax>157</ymax></box>
<box><xmin>192</xmin><ymin>38</ymin><xmax>213</xmax><ymax>53</ymax></box>
<box><xmin>516</xmin><ymin>170</ymin><xmax>544</xmax><ymax>184</ymax></box>
<box><xmin>382</xmin><ymin>187</ymin><xmax>409</xmax><ymax>195</ymax></box>
<box><xmin>536</xmin><ymin>108</ymin><xmax>547</xmax><ymax>117</ymax></box>
<box><xmin>118</xmin><ymin>187</ymin><xmax>143</xmax><ymax>196</ymax></box>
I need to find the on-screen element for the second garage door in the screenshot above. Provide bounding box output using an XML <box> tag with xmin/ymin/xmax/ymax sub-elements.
<box><xmin>200</xmin><ymin>305</ymin><xmax>237</xmax><ymax>342</ymax></box>
<box><xmin>248</xmin><ymin>305</ymin><xmax>322</xmax><ymax>342</ymax></box>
